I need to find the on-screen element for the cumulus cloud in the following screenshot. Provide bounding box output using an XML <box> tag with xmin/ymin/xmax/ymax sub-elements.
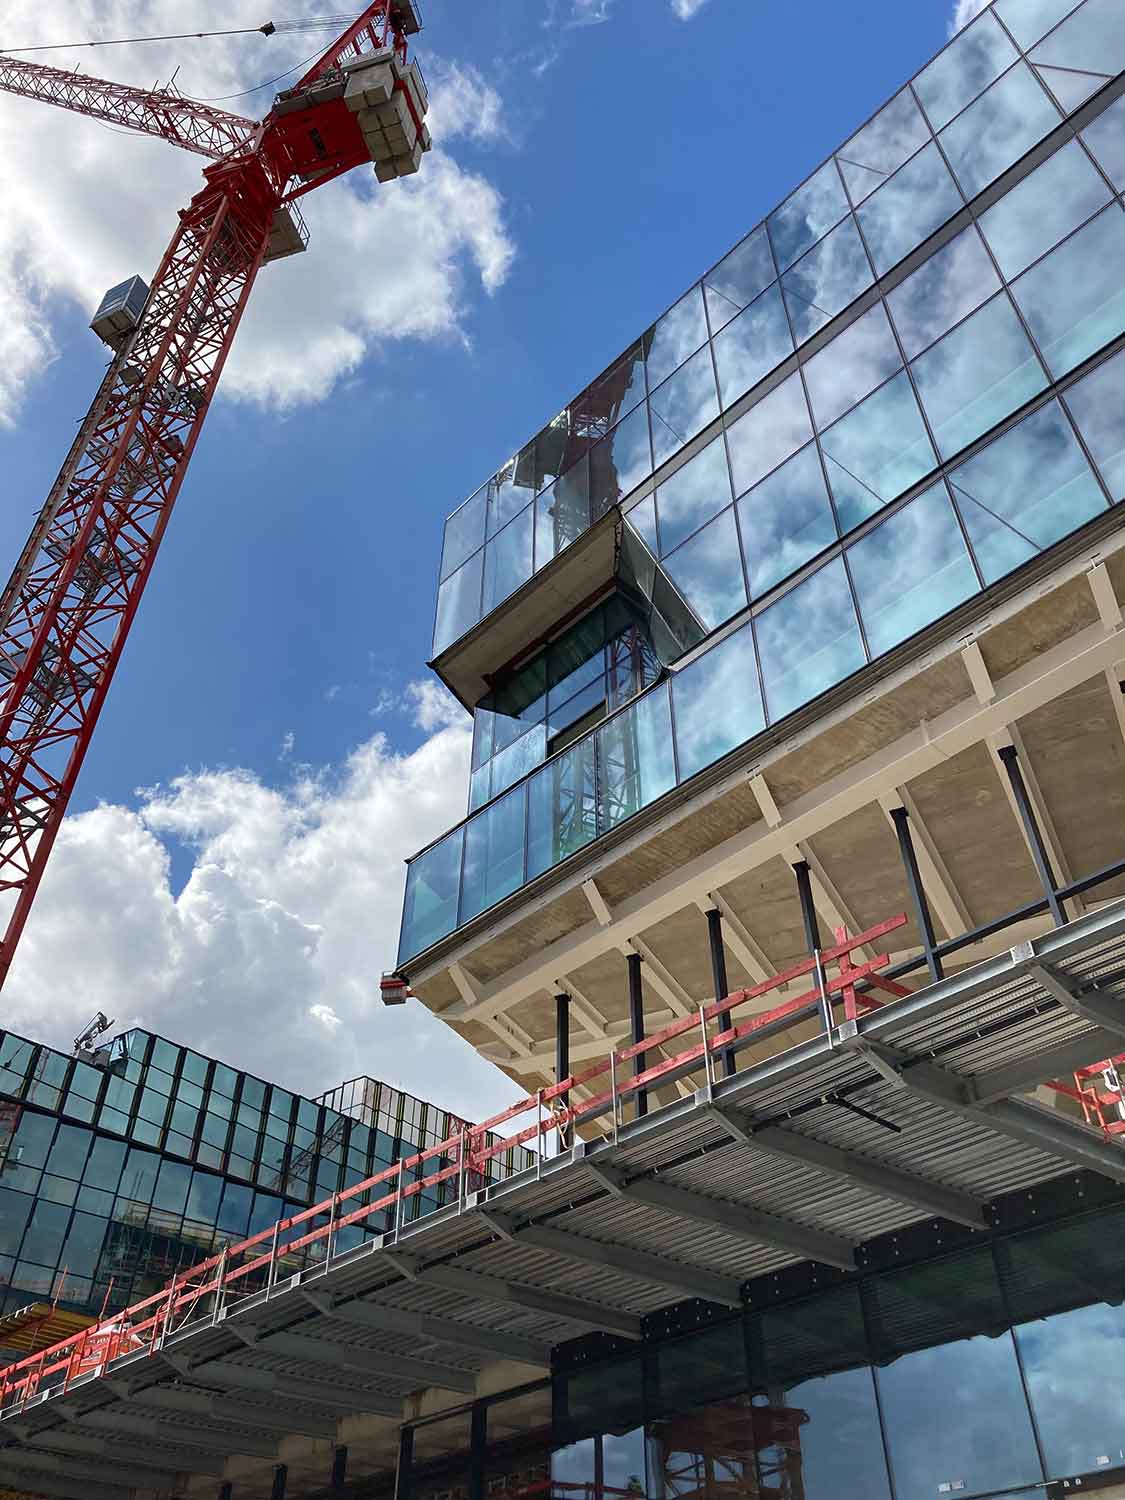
<box><xmin>0</xmin><ymin>686</ymin><xmax>520</xmax><ymax>1122</ymax></box>
<box><xmin>670</xmin><ymin>0</ymin><xmax>712</xmax><ymax>17</ymax></box>
<box><xmin>0</xmin><ymin>1</ymin><xmax>514</xmax><ymax>420</ymax></box>
<box><xmin>950</xmin><ymin>0</ymin><xmax>991</xmax><ymax>34</ymax></box>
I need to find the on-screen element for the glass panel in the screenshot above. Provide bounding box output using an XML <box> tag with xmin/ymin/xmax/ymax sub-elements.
<box><xmin>646</xmin><ymin>285</ymin><xmax>709</xmax><ymax>389</ymax></box>
<box><xmin>911</xmin><ymin>292</ymin><xmax>1047</xmax><ymax>459</ymax></box>
<box><xmin>849</xmin><ymin>483</ymin><xmax>978</xmax><ymax>655</ymax></box>
<box><xmin>654</xmin><ymin>435</ymin><xmax>733</xmax><ymax>556</ymax></box>
<box><xmin>649</xmin><ymin>344</ymin><xmax>720</xmax><ymax>471</ymax></box>
<box><xmin>1030</xmin><ymin>0</ymin><xmax>1125</xmax><ymax>81</ymax></box>
<box><xmin>459</xmin><ymin>785</ymin><xmax>526</xmax><ymax>922</ymax></box>
<box><xmin>782</xmin><ymin>216</ymin><xmax>874</xmax><ymax>342</ymax></box>
<box><xmin>672</xmin><ymin>622</ymin><xmax>764</xmax><ymax>780</ymax></box>
<box><xmin>577</xmin><ymin>342</ymin><xmax>647</xmax><ymax>436</ymax></box>
<box><xmin>662</xmin><ymin>509</ymin><xmax>747</xmax><ymax>632</ymax></box>
<box><xmin>803</xmin><ymin>304</ymin><xmax>902</xmax><ymax>430</ymax></box>
<box><xmin>527</xmin><ymin>738</ymin><xmax>597</xmax><ymax>878</ymax></box>
<box><xmin>399</xmin><ymin>828</ymin><xmax>464</xmax><ymax>962</ymax></box>
<box><xmin>536</xmin><ymin>460</ymin><xmax>591</xmax><ymax>569</ymax></box>
<box><xmin>820</xmin><ymin>370</ymin><xmax>937</xmax><ymax>532</ymax></box>
<box><xmin>82</xmin><ymin>1137</ymin><xmax>126</xmax><ymax>1193</ymax></box>
<box><xmin>19</xmin><ymin>1200</ymin><xmax>69</xmax><ymax>1267</ymax></box>
<box><xmin>151</xmin><ymin>1039</ymin><xmax>179</xmax><ymax>1073</ymax></box>
<box><xmin>886</xmin><ymin>225</ymin><xmax>1001</xmax><ymax>359</ymax></box>
<box><xmin>1015</xmin><ymin>1300</ymin><xmax>1125</xmax><ymax>1476</ymax></box>
<box><xmin>589</xmin><ymin>401</ymin><xmax>652</xmax><ymax>511</ymax></box>
<box><xmin>915</xmin><ymin>11</ymin><xmax>1018</xmax><ymax>132</ymax></box>
<box><xmin>486</xmin><ymin>461</ymin><xmax>533</xmax><ymax>541</ymax></box>
<box><xmin>482</xmin><ymin>504</ymin><xmax>534</xmax><ymax>616</ymax></box>
<box><xmin>950</xmin><ymin>398</ymin><xmax>1106</xmax><ymax>581</ymax></box>
<box><xmin>704</xmin><ymin>225</ymin><xmax>776</xmax><ymax>334</ymax></box>
<box><xmin>767</xmin><ymin>158</ymin><xmax>850</xmax><ymax>272</ymax></box>
<box><xmin>726</xmin><ymin>374</ymin><xmax>813</xmax><ymax>497</ymax></box>
<box><xmin>979</xmin><ymin>139</ymin><xmax>1111</xmax><ymax>279</ymax></box>
<box><xmin>1066</xmin><ymin>345</ymin><xmax>1125</xmax><ymax>497</ymax></box>
<box><xmin>737</xmin><ymin>443</ymin><xmax>837</xmax><ymax>597</ymax></box>
<box><xmin>711</xmin><ymin>284</ymin><xmax>794</xmax><ymax>410</ymax></box>
<box><xmin>61</xmin><ymin>1212</ymin><xmax>107</xmax><ymax>1279</ymax></box>
<box><xmin>757</xmin><ymin>557</ymin><xmax>866</xmax><ymax>721</ymax></box>
<box><xmin>6</xmin><ymin>1112</ymin><xmax>55</xmax><ymax>1173</ymax></box>
<box><xmin>46</xmin><ymin>1125</ymin><xmax>92</xmax><ymax>1181</ymax></box>
<box><xmin>940</xmin><ymin>61</ymin><xmax>1061</xmax><ymax>200</ymax></box>
<box><xmin>995</xmin><ymin>0</ymin><xmax>1083</xmax><ymax>48</ymax></box>
<box><xmin>1012</xmin><ymin>203</ymin><xmax>1125</xmax><ymax>376</ymax></box>
<box><xmin>596</xmin><ymin>683</ymin><xmax>676</xmax><ymax>831</ymax></box>
<box><xmin>837</xmin><ymin>88</ymin><xmax>931</xmax><ymax>205</ymax></box>
<box><xmin>1082</xmin><ymin>92</ymin><xmax>1125</xmax><ymax>190</ymax></box>
<box><xmin>432</xmin><ymin>550</ymin><xmax>483</xmax><ymax>654</ymax></box>
<box><xmin>758</xmin><ymin>1369</ymin><xmax>892</xmax><ymax>1500</ymax></box>
<box><xmin>490</xmin><ymin>722</ymin><xmax>546</xmax><ymax>798</ymax></box>
<box><xmin>0</xmin><ymin>1034</ymin><xmax>34</xmax><ymax>1095</ymax></box>
<box><xmin>625</xmin><ymin>494</ymin><xmax>659</xmax><ymax>555</ymax></box>
<box><xmin>857</xmin><ymin>141</ymin><xmax>964</xmax><ymax>276</ymax></box>
<box><xmin>440</xmin><ymin>485</ymin><xmax>486</xmax><ymax>582</ymax></box>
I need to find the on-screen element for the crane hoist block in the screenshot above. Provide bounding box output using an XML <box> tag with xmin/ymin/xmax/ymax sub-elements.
<box><xmin>90</xmin><ymin>275</ymin><xmax>149</xmax><ymax>351</ymax></box>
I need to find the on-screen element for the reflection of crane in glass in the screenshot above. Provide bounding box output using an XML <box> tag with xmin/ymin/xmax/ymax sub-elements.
<box><xmin>654</xmin><ymin>1402</ymin><xmax>809</xmax><ymax>1500</ymax></box>
<box><xmin>597</xmin><ymin>624</ymin><xmax>662</xmax><ymax>831</ymax></box>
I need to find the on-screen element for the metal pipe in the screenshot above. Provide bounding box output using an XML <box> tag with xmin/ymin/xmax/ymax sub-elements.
<box><xmin>890</xmin><ymin>804</ymin><xmax>944</xmax><ymax>983</ymax></box>
<box><xmin>706</xmin><ymin>907</ymin><xmax>736</xmax><ymax>1078</ymax></box>
<box><xmin>627</xmin><ymin>950</ymin><xmax>647</xmax><ymax>1118</ymax></box>
<box><xmin>997</xmin><ymin>742</ymin><xmax>1066</xmax><ymax>926</ymax></box>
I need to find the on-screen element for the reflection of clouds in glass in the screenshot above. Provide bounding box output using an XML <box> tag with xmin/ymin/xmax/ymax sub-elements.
<box><xmin>1012</xmin><ymin>204</ymin><xmax>1125</xmax><ymax>377</ymax></box>
<box><xmin>704</xmin><ymin>226</ymin><xmax>776</xmax><ymax>332</ymax></box>
<box><xmin>737</xmin><ymin>442</ymin><xmax>837</xmax><ymax>596</ymax></box>
<box><xmin>783</xmin><ymin>1367</ymin><xmax>892</xmax><ymax>1500</ymax></box>
<box><xmin>887</xmin><ymin>226</ymin><xmax>999</xmax><ymax>359</ymax></box>
<box><xmin>911</xmin><ymin>293</ymin><xmax>1047</xmax><ymax>459</ymax></box>
<box><xmin>995</xmin><ymin>0</ymin><xmax>1083</xmax><ymax>50</ymax></box>
<box><xmin>858</xmin><ymin>142</ymin><xmax>963</xmax><ymax>276</ymax></box>
<box><xmin>650</xmin><ymin>344</ymin><xmax>720</xmax><ymax>469</ymax></box>
<box><xmin>1082</xmin><ymin>93</ymin><xmax>1125</xmax><ymax>191</ymax></box>
<box><xmin>940</xmin><ymin>62</ymin><xmax>1060</xmax><ymax>200</ymax></box>
<box><xmin>624</xmin><ymin>494</ymin><xmax>659</xmax><ymax>554</ymax></box>
<box><xmin>662</xmin><ymin>507</ymin><xmax>747</xmax><ymax>630</ymax></box>
<box><xmin>441</xmin><ymin>483</ymin><xmax>487</xmax><ymax>580</ymax></box>
<box><xmin>482</xmin><ymin>502</ymin><xmax>534</xmax><ymax>613</ymax></box>
<box><xmin>597</xmin><ymin>686</ymin><xmax>676</xmax><ymax>828</ymax></box>
<box><xmin>768</xmin><ymin>159</ymin><xmax>850</xmax><ymax>272</ymax></box>
<box><xmin>757</xmin><ymin>556</ymin><xmax>866</xmax><ymax>721</ymax></box>
<box><xmin>804</xmin><ymin>304</ymin><xmax>902</xmax><ymax>429</ymax></box>
<box><xmin>848</xmin><ymin>482</ymin><xmax>977</xmax><ymax>654</ymax></box>
<box><xmin>1030</xmin><ymin>0</ymin><xmax>1125</xmax><ymax>75</ymax></box>
<box><xmin>401</xmin><ymin>826</ymin><xmax>464</xmax><ymax>958</ymax></box>
<box><xmin>490</xmin><ymin>721</ymin><xmax>546</xmax><ymax>797</ymax></box>
<box><xmin>820</xmin><ymin>370</ymin><xmax>936</xmax><ymax>531</ymax></box>
<box><xmin>952</xmin><ymin>398</ymin><xmax>1105</xmax><ymax>579</ymax></box>
<box><xmin>727</xmin><ymin>373</ymin><xmax>813</xmax><ymax>495</ymax></box>
<box><xmin>433</xmin><ymin>549</ymin><xmax>483</xmax><ymax>653</ymax></box>
<box><xmin>592</xmin><ymin>401</ymin><xmax>653</xmax><ymax>510</ymax></box>
<box><xmin>672</xmin><ymin>622</ymin><xmax>763</xmax><ymax>780</ymax></box>
<box><xmin>1065</xmin><ymin>344</ymin><xmax>1125</xmax><ymax>498</ymax></box>
<box><xmin>915</xmin><ymin>11</ymin><xmax>1016</xmax><ymax>131</ymax></box>
<box><xmin>1016</xmin><ymin>1301</ymin><xmax>1125</xmax><ymax>1476</ymax></box>
<box><xmin>979</xmin><ymin>139</ymin><xmax>1109</xmax><ymax>281</ymax></box>
<box><xmin>655</xmin><ymin>434</ymin><xmax>732</xmax><ymax>555</ymax></box>
<box><xmin>582</xmin><ymin>343</ymin><xmax>647</xmax><ymax>429</ymax></box>
<box><xmin>712</xmin><ymin>285</ymin><xmax>793</xmax><ymax>410</ymax></box>
<box><xmin>838</xmin><ymin>90</ymin><xmax>930</xmax><ymax>205</ymax></box>
<box><xmin>782</xmin><ymin>217</ymin><xmax>873</xmax><ymax>342</ymax></box>
<box><xmin>646</xmin><ymin>286</ymin><xmax>710</xmax><ymax>388</ymax></box>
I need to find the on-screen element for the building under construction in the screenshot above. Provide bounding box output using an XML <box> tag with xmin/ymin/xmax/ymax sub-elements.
<box><xmin>6</xmin><ymin>0</ymin><xmax>1125</xmax><ymax>1498</ymax></box>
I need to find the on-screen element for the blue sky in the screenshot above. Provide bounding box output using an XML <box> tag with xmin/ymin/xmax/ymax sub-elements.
<box><xmin>0</xmin><ymin>0</ymin><xmax>967</xmax><ymax>1109</ymax></box>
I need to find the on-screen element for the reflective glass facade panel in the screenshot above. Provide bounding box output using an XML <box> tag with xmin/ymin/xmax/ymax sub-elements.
<box><xmin>482</xmin><ymin>506</ymin><xmax>534</xmax><ymax>618</ymax></box>
<box><xmin>1081</xmin><ymin>91</ymin><xmax>1125</xmax><ymax>190</ymax></box>
<box><xmin>803</xmin><ymin>304</ymin><xmax>902</xmax><ymax>430</ymax></box>
<box><xmin>942</xmin><ymin>60</ymin><xmax>1062</xmax><ymax>203</ymax></box>
<box><xmin>661</xmin><ymin>508</ymin><xmax>747</xmax><ymax>631</ymax></box>
<box><xmin>726</xmin><ymin>375</ymin><xmax>812</xmax><ymax>497</ymax></box>
<box><xmin>756</xmin><ymin>558</ymin><xmax>866</xmax><ymax>721</ymax></box>
<box><xmin>596</xmin><ymin>684</ymin><xmax>676</xmax><ymax>832</ymax></box>
<box><xmin>978</xmin><ymin>138</ymin><xmax>1110</xmax><ymax>279</ymax></box>
<box><xmin>886</xmin><ymin>225</ymin><xmax>1001</xmax><ymax>359</ymax></box>
<box><xmin>1015</xmin><ymin>1300</ymin><xmax>1125</xmax><ymax>1475</ymax></box>
<box><xmin>646</xmin><ymin>286</ymin><xmax>709</xmax><ymax>389</ymax></box>
<box><xmin>1030</xmin><ymin>0</ymin><xmax>1125</xmax><ymax>85</ymax></box>
<box><xmin>1012</xmin><ymin>202</ymin><xmax>1125</xmax><ymax>377</ymax></box>
<box><xmin>670</xmin><ymin>623</ymin><xmax>764</xmax><ymax>781</ymax></box>
<box><xmin>649</xmin><ymin>344</ymin><xmax>720</xmax><ymax>471</ymax></box>
<box><xmin>401</xmin><ymin>828</ymin><xmax>465</xmax><ymax>957</ymax></box>
<box><xmin>590</xmin><ymin>402</ymin><xmax>652</xmax><ymax>513</ymax></box>
<box><xmin>1066</xmin><ymin>345</ymin><xmax>1125</xmax><ymax>497</ymax></box>
<box><xmin>434</xmin><ymin>552</ymin><xmax>483</xmax><ymax>655</ymax></box>
<box><xmin>857</xmin><ymin>141</ymin><xmax>963</xmax><ymax>276</ymax></box>
<box><xmin>703</xmin><ymin>226</ymin><xmax>776</xmax><ymax>333</ymax></box>
<box><xmin>459</xmin><ymin>786</ymin><xmax>526</xmax><ymax>922</ymax></box>
<box><xmin>837</xmin><ymin>88</ymin><xmax>930</xmax><ymax>205</ymax></box>
<box><xmin>653</xmin><ymin>435</ymin><xmax>733</xmax><ymax>556</ymax></box>
<box><xmin>440</xmin><ymin>486</ymin><xmax>486</xmax><ymax>582</ymax></box>
<box><xmin>995</xmin><ymin>0</ymin><xmax>1084</xmax><ymax>49</ymax></box>
<box><xmin>914</xmin><ymin>10</ymin><xmax>1017</xmax><ymax>131</ymax></box>
<box><xmin>782</xmin><ymin>215</ymin><xmax>873</xmax><ymax>342</ymax></box>
<box><xmin>711</xmin><ymin>284</ymin><xmax>792</xmax><ymax>411</ymax></box>
<box><xmin>767</xmin><ymin>158</ymin><xmax>849</xmax><ymax>272</ymax></box>
<box><xmin>820</xmin><ymin>370</ymin><xmax>936</xmax><ymax>531</ymax></box>
<box><xmin>737</xmin><ymin>442</ymin><xmax>837</xmax><ymax>597</ymax></box>
<box><xmin>526</xmin><ymin>738</ymin><xmax>597</xmax><ymax>879</ymax></box>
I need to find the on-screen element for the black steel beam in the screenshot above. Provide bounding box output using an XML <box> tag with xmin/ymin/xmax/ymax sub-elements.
<box><xmin>627</xmin><ymin>951</ymin><xmax>647</xmax><ymax>1118</ymax></box>
<box><xmin>997</xmin><ymin>742</ymin><xmax>1066</xmax><ymax>926</ymax></box>
<box><xmin>793</xmin><ymin>861</ymin><xmax>821</xmax><ymax>952</ymax></box>
<box><xmin>890</xmin><ymin>804</ymin><xmax>943</xmax><ymax>982</ymax></box>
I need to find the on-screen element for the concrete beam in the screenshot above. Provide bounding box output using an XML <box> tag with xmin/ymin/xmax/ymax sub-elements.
<box><xmin>582</xmin><ymin>878</ymin><xmax>614</xmax><ymax>926</ymax></box>
<box><xmin>1088</xmin><ymin>560</ymin><xmax>1123</xmax><ymax>632</ymax></box>
<box><xmin>411</xmin><ymin>1261</ymin><xmax>644</xmax><ymax>1338</ymax></box>
<box><xmin>300</xmin><ymin>1292</ymin><xmax>551</xmax><ymax>1366</ymax></box>
<box><xmin>254</xmin><ymin>1330</ymin><xmax>476</xmax><ymax>1394</ymax></box>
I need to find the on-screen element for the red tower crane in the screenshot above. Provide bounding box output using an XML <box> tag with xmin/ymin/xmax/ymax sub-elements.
<box><xmin>0</xmin><ymin>3</ymin><xmax>431</xmax><ymax>987</ymax></box>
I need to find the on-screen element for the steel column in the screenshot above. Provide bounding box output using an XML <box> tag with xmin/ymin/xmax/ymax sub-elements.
<box><xmin>889</xmin><ymin>805</ymin><xmax>944</xmax><ymax>982</ymax></box>
<box><xmin>997</xmin><ymin>743</ymin><xmax>1066</xmax><ymax>926</ymax></box>
<box><xmin>394</xmin><ymin>1421</ymin><xmax>414</xmax><ymax>1500</ymax></box>
<box><xmin>331</xmin><ymin>1448</ymin><xmax>348</xmax><ymax>1492</ymax></box>
<box><xmin>627</xmin><ymin>951</ymin><xmax>647</xmax><ymax>1118</ymax></box>
<box><xmin>706</xmin><ymin>906</ymin><xmax>736</xmax><ymax>1078</ymax></box>
<box><xmin>555</xmin><ymin>991</ymin><xmax>570</xmax><ymax>1085</ymax></box>
<box><xmin>271</xmin><ymin>1468</ymin><xmax>288</xmax><ymax>1500</ymax></box>
<box><xmin>793</xmin><ymin>861</ymin><xmax>822</xmax><ymax>952</ymax></box>
<box><xmin>219</xmin><ymin>1486</ymin><xmax>232</xmax><ymax>1500</ymax></box>
<box><xmin>469</xmin><ymin>1399</ymin><xmax>488</xmax><ymax>1500</ymax></box>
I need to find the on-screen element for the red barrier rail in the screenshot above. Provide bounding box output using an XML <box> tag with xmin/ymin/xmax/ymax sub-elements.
<box><xmin>0</xmin><ymin>915</ymin><xmax>909</xmax><ymax>1410</ymax></box>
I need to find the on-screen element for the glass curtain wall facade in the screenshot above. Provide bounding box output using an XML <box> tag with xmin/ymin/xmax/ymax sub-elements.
<box><xmin>401</xmin><ymin>0</ymin><xmax>1125</xmax><ymax>966</ymax></box>
<box><xmin>0</xmin><ymin>1027</ymin><xmax>531</xmax><ymax>1337</ymax></box>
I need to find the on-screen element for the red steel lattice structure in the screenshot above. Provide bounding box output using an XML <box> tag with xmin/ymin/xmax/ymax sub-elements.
<box><xmin>0</xmin><ymin>2</ymin><xmax>428</xmax><ymax>987</ymax></box>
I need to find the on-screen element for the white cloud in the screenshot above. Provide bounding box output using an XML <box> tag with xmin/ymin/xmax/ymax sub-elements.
<box><xmin>406</xmin><ymin>678</ymin><xmax>467</xmax><ymax>732</ymax></box>
<box><xmin>950</xmin><ymin>0</ymin><xmax>991</xmax><ymax>34</ymax></box>
<box><xmin>670</xmin><ymin>0</ymin><xmax>711</xmax><ymax>17</ymax></box>
<box><xmin>1</xmin><ymin>694</ymin><xmax>520</xmax><ymax>1122</ymax></box>
<box><xmin>0</xmin><ymin>1</ymin><xmax>515</xmax><ymax>421</ymax></box>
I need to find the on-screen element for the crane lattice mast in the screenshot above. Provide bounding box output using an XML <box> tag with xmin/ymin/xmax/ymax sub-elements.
<box><xmin>0</xmin><ymin>2</ymin><xmax>431</xmax><ymax>988</ymax></box>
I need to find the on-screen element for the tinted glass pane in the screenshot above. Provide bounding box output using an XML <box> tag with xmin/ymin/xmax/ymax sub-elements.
<box><xmin>737</xmin><ymin>443</ymin><xmax>837</xmax><ymax>597</ymax></box>
<box><xmin>536</xmin><ymin>460</ymin><xmax>591</xmax><ymax>568</ymax></box>
<box><xmin>1030</xmin><ymin>0</ymin><xmax>1125</xmax><ymax>78</ymax></box>
<box><xmin>979</xmin><ymin>139</ymin><xmax>1110</xmax><ymax>279</ymax></box>
<box><xmin>820</xmin><ymin>371</ymin><xmax>937</xmax><ymax>532</ymax></box>
<box><xmin>849</xmin><ymin>484</ymin><xmax>978</xmax><ymax>655</ymax></box>
<box><xmin>1081</xmin><ymin>93</ymin><xmax>1125</xmax><ymax>190</ymax></box>
<box><xmin>857</xmin><ymin>141</ymin><xmax>964</xmax><ymax>276</ymax></box>
<box><xmin>655</xmin><ymin>435</ymin><xmax>733</xmax><ymax>556</ymax></box>
<box><xmin>527</xmin><ymin>738</ymin><xmax>597</xmax><ymax>878</ymax></box>
<box><xmin>757</xmin><ymin>558</ymin><xmax>866</xmax><ymax>721</ymax></box>
<box><xmin>940</xmin><ymin>61</ymin><xmax>1061</xmax><ymax>200</ymax></box>
<box><xmin>782</xmin><ymin>216</ymin><xmax>873</xmax><ymax>342</ymax></box>
<box><xmin>915</xmin><ymin>12</ymin><xmax>1017</xmax><ymax>131</ymax></box>
<box><xmin>590</xmin><ymin>402</ymin><xmax>652</xmax><ymax>510</ymax></box>
<box><xmin>767</xmin><ymin>159</ymin><xmax>850</xmax><ymax>272</ymax></box>
<box><xmin>399</xmin><ymin>828</ymin><xmax>464</xmax><ymax>962</ymax></box>
<box><xmin>649</xmin><ymin>344</ymin><xmax>720</xmax><ymax>471</ymax></box>
<box><xmin>625</xmin><ymin>494</ymin><xmax>659</xmax><ymax>556</ymax></box>
<box><xmin>704</xmin><ymin>226</ymin><xmax>776</xmax><ymax>333</ymax></box>
<box><xmin>672</xmin><ymin>623</ymin><xmax>764</xmax><ymax>780</ymax></box>
<box><xmin>1066</xmin><ymin>345</ymin><xmax>1125</xmax><ymax>497</ymax></box>
<box><xmin>726</xmin><ymin>374</ymin><xmax>813</xmax><ymax>496</ymax></box>
<box><xmin>646</xmin><ymin>285</ymin><xmax>709</xmax><ymax>388</ymax></box>
<box><xmin>995</xmin><ymin>0</ymin><xmax>1082</xmax><ymax>48</ymax></box>
<box><xmin>486</xmin><ymin>463</ymin><xmax>533</xmax><ymax>541</ymax></box>
<box><xmin>0</xmin><ymin>1034</ymin><xmax>34</xmax><ymax>1094</ymax></box>
<box><xmin>950</xmin><ymin>399</ymin><xmax>1106</xmax><ymax>581</ymax></box>
<box><xmin>596</xmin><ymin>684</ymin><xmax>676</xmax><ymax>831</ymax></box>
<box><xmin>662</xmin><ymin>509</ymin><xmax>747</xmax><ymax>632</ymax></box>
<box><xmin>886</xmin><ymin>226</ymin><xmax>1001</xmax><ymax>359</ymax></box>
<box><xmin>911</xmin><ymin>293</ymin><xmax>1047</xmax><ymax>459</ymax></box>
<box><xmin>20</xmin><ymin>1199</ymin><xmax>69</xmax><ymax>1266</ymax></box>
<box><xmin>460</xmin><ymin>785</ymin><xmax>526</xmax><ymax>922</ymax></box>
<box><xmin>441</xmin><ymin>486</ymin><xmax>486</xmax><ymax>581</ymax></box>
<box><xmin>1015</xmin><ymin>1300</ymin><xmax>1125</xmax><ymax>1476</ymax></box>
<box><xmin>433</xmin><ymin>550</ymin><xmax>483</xmax><ymax>654</ymax></box>
<box><xmin>711</xmin><ymin>284</ymin><xmax>793</xmax><ymax>410</ymax></box>
<box><xmin>482</xmin><ymin>504</ymin><xmax>534</xmax><ymax>616</ymax></box>
<box><xmin>82</xmin><ymin>1137</ymin><xmax>126</xmax><ymax>1192</ymax></box>
<box><xmin>837</xmin><ymin>88</ymin><xmax>931</xmax><ymax>205</ymax></box>
<box><xmin>490</xmin><ymin>722</ymin><xmax>546</xmax><ymax>798</ymax></box>
<box><xmin>9</xmin><ymin>1112</ymin><xmax>55</xmax><ymax>1170</ymax></box>
<box><xmin>578</xmin><ymin>343</ymin><xmax>647</xmax><ymax>433</ymax></box>
<box><xmin>1012</xmin><ymin>203</ymin><xmax>1125</xmax><ymax>376</ymax></box>
<box><xmin>46</xmin><ymin>1124</ymin><xmax>92</xmax><ymax>1181</ymax></box>
<box><xmin>761</xmin><ymin>1369</ymin><xmax>891</xmax><ymax>1500</ymax></box>
<box><xmin>62</xmin><ymin>1212</ymin><xmax>107</xmax><ymax>1278</ymax></box>
<box><xmin>804</xmin><ymin>304</ymin><xmax>902</xmax><ymax>430</ymax></box>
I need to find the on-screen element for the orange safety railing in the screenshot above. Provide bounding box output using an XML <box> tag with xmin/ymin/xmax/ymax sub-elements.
<box><xmin>1046</xmin><ymin>1052</ymin><xmax>1125</xmax><ymax>1139</ymax></box>
<box><xmin>0</xmin><ymin>914</ymin><xmax>912</xmax><ymax>1412</ymax></box>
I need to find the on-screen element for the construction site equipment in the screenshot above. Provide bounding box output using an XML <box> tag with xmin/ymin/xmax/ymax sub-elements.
<box><xmin>0</xmin><ymin>2</ymin><xmax>432</xmax><ymax>990</ymax></box>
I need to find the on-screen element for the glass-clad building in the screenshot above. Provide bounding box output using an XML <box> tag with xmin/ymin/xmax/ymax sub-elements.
<box><xmin>401</xmin><ymin>0</ymin><xmax>1125</xmax><ymax>965</ymax></box>
<box><xmin>0</xmin><ymin>1025</ymin><xmax>531</xmax><ymax>1349</ymax></box>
